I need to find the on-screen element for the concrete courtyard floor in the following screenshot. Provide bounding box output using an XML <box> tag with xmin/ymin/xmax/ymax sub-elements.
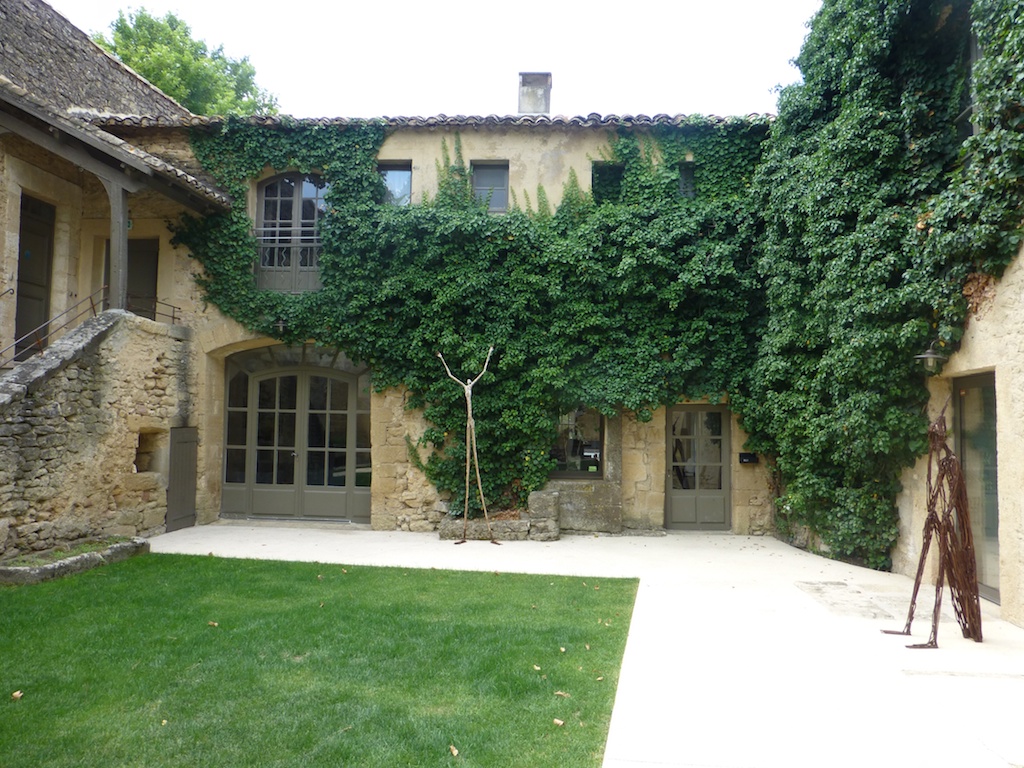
<box><xmin>151</xmin><ymin>522</ymin><xmax>1024</xmax><ymax>768</ymax></box>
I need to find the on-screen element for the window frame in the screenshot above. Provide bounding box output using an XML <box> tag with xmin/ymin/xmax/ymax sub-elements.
<box><xmin>255</xmin><ymin>173</ymin><xmax>329</xmax><ymax>293</ymax></box>
<box><xmin>378</xmin><ymin>161</ymin><xmax>412</xmax><ymax>206</ymax></box>
<box><xmin>471</xmin><ymin>161</ymin><xmax>509</xmax><ymax>212</ymax></box>
<box><xmin>549</xmin><ymin>406</ymin><xmax>605</xmax><ymax>479</ymax></box>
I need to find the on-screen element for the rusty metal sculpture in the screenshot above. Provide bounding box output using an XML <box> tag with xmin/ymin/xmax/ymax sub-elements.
<box><xmin>884</xmin><ymin>407</ymin><xmax>983</xmax><ymax>648</ymax></box>
<box><xmin>438</xmin><ymin>347</ymin><xmax>499</xmax><ymax>545</ymax></box>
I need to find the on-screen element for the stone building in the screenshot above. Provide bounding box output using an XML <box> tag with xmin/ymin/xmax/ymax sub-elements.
<box><xmin>1</xmin><ymin>0</ymin><xmax>1022</xmax><ymax>630</ymax></box>
<box><xmin>0</xmin><ymin>0</ymin><xmax>772</xmax><ymax>558</ymax></box>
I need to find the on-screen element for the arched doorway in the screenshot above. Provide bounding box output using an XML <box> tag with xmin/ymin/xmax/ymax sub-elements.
<box><xmin>221</xmin><ymin>345</ymin><xmax>371</xmax><ymax>522</ymax></box>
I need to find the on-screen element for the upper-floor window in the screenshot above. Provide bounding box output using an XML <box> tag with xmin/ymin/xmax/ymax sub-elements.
<box><xmin>471</xmin><ymin>162</ymin><xmax>509</xmax><ymax>212</ymax></box>
<box><xmin>679</xmin><ymin>162</ymin><xmax>696</xmax><ymax>199</ymax></box>
<box><xmin>379</xmin><ymin>162</ymin><xmax>412</xmax><ymax>206</ymax></box>
<box><xmin>592</xmin><ymin>162</ymin><xmax>624</xmax><ymax>205</ymax></box>
<box><xmin>256</xmin><ymin>173</ymin><xmax>328</xmax><ymax>293</ymax></box>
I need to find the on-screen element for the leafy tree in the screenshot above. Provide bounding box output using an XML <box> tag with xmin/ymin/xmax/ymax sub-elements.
<box><xmin>94</xmin><ymin>9</ymin><xmax>277</xmax><ymax>116</ymax></box>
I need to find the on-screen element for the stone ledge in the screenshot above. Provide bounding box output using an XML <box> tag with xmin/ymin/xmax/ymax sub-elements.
<box><xmin>0</xmin><ymin>537</ymin><xmax>150</xmax><ymax>585</ymax></box>
<box><xmin>438</xmin><ymin>510</ymin><xmax>560</xmax><ymax>542</ymax></box>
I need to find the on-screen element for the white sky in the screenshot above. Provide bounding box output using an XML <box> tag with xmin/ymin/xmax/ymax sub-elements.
<box><xmin>47</xmin><ymin>0</ymin><xmax>822</xmax><ymax>118</ymax></box>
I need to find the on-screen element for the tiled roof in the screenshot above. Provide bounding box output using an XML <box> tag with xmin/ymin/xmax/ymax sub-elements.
<box><xmin>84</xmin><ymin>112</ymin><xmax>774</xmax><ymax>130</ymax></box>
<box><xmin>0</xmin><ymin>76</ymin><xmax>230</xmax><ymax>209</ymax></box>
<box><xmin>0</xmin><ymin>0</ymin><xmax>191</xmax><ymax>120</ymax></box>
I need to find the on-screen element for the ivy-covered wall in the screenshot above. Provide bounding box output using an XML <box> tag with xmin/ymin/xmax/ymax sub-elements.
<box><xmin>177</xmin><ymin>118</ymin><xmax>767</xmax><ymax>517</ymax></box>
<box><xmin>176</xmin><ymin>0</ymin><xmax>1024</xmax><ymax>570</ymax></box>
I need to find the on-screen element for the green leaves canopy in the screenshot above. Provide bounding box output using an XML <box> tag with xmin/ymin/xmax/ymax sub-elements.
<box><xmin>94</xmin><ymin>9</ymin><xmax>277</xmax><ymax>116</ymax></box>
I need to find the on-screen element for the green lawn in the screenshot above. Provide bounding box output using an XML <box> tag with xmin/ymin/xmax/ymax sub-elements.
<box><xmin>0</xmin><ymin>553</ymin><xmax>637</xmax><ymax>767</ymax></box>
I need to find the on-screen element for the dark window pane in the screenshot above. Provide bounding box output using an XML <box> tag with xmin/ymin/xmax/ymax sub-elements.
<box><xmin>592</xmin><ymin>163</ymin><xmax>624</xmax><ymax>204</ymax></box>
<box><xmin>307</xmin><ymin>451</ymin><xmax>326</xmax><ymax>485</ymax></box>
<box><xmin>672</xmin><ymin>466</ymin><xmax>696</xmax><ymax>490</ymax></box>
<box><xmin>309</xmin><ymin>376</ymin><xmax>327</xmax><ymax>410</ymax></box>
<box><xmin>355</xmin><ymin>451</ymin><xmax>371</xmax><ymax>487</ymax></box>
<box><xmin>227</xmin><ymin>411</ymin><xmax>247</xmax><ymax>445</ymax></box>
<box><xmin>704</xmin><ymin>412</ymin><xmax>722</xmax><ymax>437</ymax></box>
<box><xmin>328</xmin><ymin>451</ymin><xmax>346</xmax><ymax>486</ymax></box>
<box><xmin>279</xmin><ymin>376</ymin><xmax>298</xmax><ymax>410</ymax></box>
<box><xmin>277</xmin><ymin>450</ymin><xmax>295</xmax><ymax>484</ymax></box>
<box><xmin>308</xmin><ymin>413</ymin><xmax>327</xmax><ymax>448</ymax></box>
<box><xmin>225</xmin><ymin>448</ymin><xmax>246</xmax><ymax>483</ymax></box>
<box><xmin>258</xmin><ymin>378</ymin><xmax>277</xmax><ymax>409</ymax></box>
<box><xmin>256</xmin><ymin>450</ymin><xmax>274</xmax><ymax>484</ymax></box>
<box><xmin>257</xmin><ymin>412</ymin><xmax>275</xmax><ymax>446</ymax></box>
<box><xmin>280</xmin><ymin>178</ymin><xmax>294</xmax><ymax>197</ymax></box>
<box><xmin>330</xmin><ymin>379</ymin><xmax>349</xmax><ymax>410</ymax></box>
<box><xmin>280</xmin><ymin>199</ymin><xmax>293</xmax><ymax>223</ymax></box>
<box><xmin>679</xmin><ymin>163</ymin><xmax>696</xmax><ymax>199</ymax></box>
<box><xmin>550</xmin><ymin>406</ymin><xmax>602</xmax><ymax>476</ymax></box>
<box><xmin>278</xmin><ymin>413</ymin><xmax>296</xmax><ymax>448</ymax></box>
<box><xmin>330</xmin><ymin>414</ymin><xmax>348</xmax><ymax>449</ymax></box>
<box><xmin>356</xmin><ymin>414</ymin><xmax>370</xmax><ymax>450</ymax></box>
<box><xmin>228</xmin><ymin>371</ymin><xmax>248</xmax><ymax>408</ymax></box>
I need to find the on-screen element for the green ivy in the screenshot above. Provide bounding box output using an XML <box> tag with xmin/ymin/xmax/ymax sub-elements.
<box><xmin>177</xmin><ymin>0</ymin><xmax>1024</xmax><ymax>570</ymax></box>
<box><xmin>177</xmin><ymin>119</ymin><xmax>765</xmax><ymax>514</ymax></box>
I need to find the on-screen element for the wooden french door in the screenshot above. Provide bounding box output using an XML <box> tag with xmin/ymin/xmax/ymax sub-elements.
<box><xmin>665</xmin><ymin>406</ymin><xmax>731</xmax><ymax>530</ymax></box>
<box><xmin>222</xmin><ymin>368</ymin><xmax>371</xmax><ymax>522</ymax></box>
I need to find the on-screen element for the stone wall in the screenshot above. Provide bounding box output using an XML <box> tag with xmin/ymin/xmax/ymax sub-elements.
<box><xmin>0</xmin><ymin>310</ymin><xmax>195</xmax><ymax>559</ymax></box>
<box><xmin>370</xmin><ymin>387</ymin><xmax>446</xmax><ymax>532</ymax></box>
<box><xmin>896</xmin><ymin>249</ymin><xmax>1024</xmax><ymax>629</ymax></box>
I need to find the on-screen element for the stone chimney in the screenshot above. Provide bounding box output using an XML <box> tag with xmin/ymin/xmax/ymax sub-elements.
<box><xmin>518</xmin><ymin>72</ymin><xmax>552</xmax><ymax>115</ymax></box>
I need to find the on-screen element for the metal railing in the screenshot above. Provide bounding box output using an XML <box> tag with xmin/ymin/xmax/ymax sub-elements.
<box><xmin>126</xmin><ymin>295</ymin><xmax>183</xmax><ymax>325</ymax></box>
<box><xmin>0</xmin><ymin>288</ymin><xmax>183</xmax><ymax>370</ymax></box>
<box><xmin>0</xmin><ymin>286</ymin><xmax>108</xmax><ymax>369</ymax></box>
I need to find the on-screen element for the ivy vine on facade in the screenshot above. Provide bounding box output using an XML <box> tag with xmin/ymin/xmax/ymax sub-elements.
<box><xmin>175</xmin><ymin>0</ymin><xmax>1024</xmax><ymax>571</ymax></box>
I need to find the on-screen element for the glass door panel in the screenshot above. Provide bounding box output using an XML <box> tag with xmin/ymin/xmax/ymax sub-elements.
<box><xmin>957</xmin><ymin>374</ymin><xmax>999</xmax><ymax>602</ymax></box>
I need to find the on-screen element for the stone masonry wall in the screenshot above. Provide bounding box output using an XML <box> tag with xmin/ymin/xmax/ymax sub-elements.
<box><xmin>370</xmin><ymin>387</ymin><xmax>447</xmax><ymax>532</ymax></box>
<box><xmin>0</xmin><ymin>310</ymin><xmax>195</xmax><ymax>559</ymax></box>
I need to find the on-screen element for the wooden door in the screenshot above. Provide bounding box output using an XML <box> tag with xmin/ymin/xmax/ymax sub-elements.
<box><xmin>666</xmin><ymin>406</ymin><xmax>731</xmax><ymax>530</ymax></box>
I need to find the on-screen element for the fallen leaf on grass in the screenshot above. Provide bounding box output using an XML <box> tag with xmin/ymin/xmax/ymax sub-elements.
<box><xmin>554</xmin><ymin>691</ymin><xmax>570</xmax><ymax>698</ymax></box>
<box><xmin>594</xmin><ymin>585</ymin><xmax>600</xmax><ymax>590</ymax></box>
<box><xmin>560</xmin><ymin>647</ymin><xmax>565</xmax><ymax>653</ymax></box>
<box><xmin>533</xmin><ymin>664</ymin><xmax>541</xmax><ymax>671</ymax></box>
<box><xmin>11</xmin><ymin>690</ymin><xmax>23</xmax><ymax>701</ymax></box>
<box><xmin>585</xmin><ymin>644</ymin><xmax>591</xmax><ymax>651</ymax></box>
<box><xmin>553</xmin><ymin>718</ymin><xmax>564</xmax><ymax>727</ymax></box>
<box><xmin>342</xmin><ymin>568</ymin><xmax>348</xmax><ymax>574</ymax></box>
<box><xmin>317</xmin><ymin>574</ymin><xmax>323</xmax><ymax>581</ymax></box>
<box><xmin>596</xmin><ymin>676</ymin><xmax>604</xmax><ymax>681</ymax></box>
<box><xmin>161</xmin><ymin>719</ymin><xmax>168</xmax><ymax>726</ymax></box>
<box><xmin>208</xmin><ymin>621</ymin><xmax>219</xmax><ymax>627</ymax></box>
<box><xmin>449</xmin><ymin>745</ymin><xmax>459</xmax><ymax>756</ymax></box>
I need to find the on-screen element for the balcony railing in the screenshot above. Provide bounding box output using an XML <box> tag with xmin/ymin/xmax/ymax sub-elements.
<box><xmin>254</xmin><ymin>227</ymin><xmax>322</xmax><ymax>293</ymax></box>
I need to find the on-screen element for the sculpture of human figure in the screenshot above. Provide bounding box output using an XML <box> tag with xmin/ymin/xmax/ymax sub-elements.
<box><xmin>437</xmin><ymin>346</ymin><xmax>498</xmax><ymax>544</ymax></box>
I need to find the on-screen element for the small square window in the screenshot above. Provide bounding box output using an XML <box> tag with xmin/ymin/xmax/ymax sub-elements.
<box><xmin>549</xmin><ymin>407</ymin><xmax>603</xmax><ymax>478</ymax></box>
<box><xmin>471</xmin><ymin>162</ymin><xmax>509</xmax><ymax>212</ymax></box>
<box><xmin>379</xmin><ymin>162</ymin><xmax>412</xmax><ymax>206</ymax></box>
<box><xmin>592</xmin><ymin>162</ymin><xmax>624</xmax><ymax>204</ymax></box>
<box><xmin>679</xmin><ymin>162</ymin><xmax>696</xmax><ymax>199</ymax></box>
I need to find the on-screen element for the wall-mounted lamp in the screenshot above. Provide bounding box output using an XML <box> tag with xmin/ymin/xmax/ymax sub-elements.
<box><xmin>274</xmin><ymin>318</ymin><xmax>287</xmax><ymax>335</ymax></box>
<box><xmin>914</xmin><ymin>340</ymin><xmax>948</xmax><ymax>373</ymax></box>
